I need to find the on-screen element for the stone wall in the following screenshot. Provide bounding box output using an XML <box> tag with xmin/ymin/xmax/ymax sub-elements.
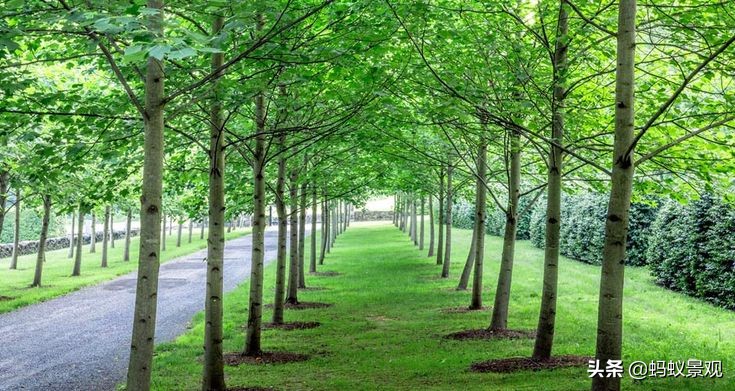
<box><xmin>351</xmin><ymin>210</ymin><xmax>393</xmax><ymax>221</ymax></box>
<box><xmin>0</xmin><ymin>229</ymin><xmax>139</xmax><ymax>259</ymax></box>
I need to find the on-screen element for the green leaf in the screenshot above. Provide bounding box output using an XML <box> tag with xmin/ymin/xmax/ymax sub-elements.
<box><xmin>148</xmin><ymin>45</ymin><xmax>170</xmax><ymax>60</ymax></box>
<box><xmin>168</xmin><ymin>47</ymin><xmax>196</xmax><ymax>60</ymax></box>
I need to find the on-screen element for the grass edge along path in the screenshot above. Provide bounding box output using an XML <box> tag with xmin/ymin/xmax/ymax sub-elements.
<box><xmin>0</xmin><ymin>228</ymin><xmax>251</xmax><ymax>314</ymax></box>
<box><xmin>150</xmin><ymin>221</ymin><xmax>733</xmax><ymax>390</ymax></box>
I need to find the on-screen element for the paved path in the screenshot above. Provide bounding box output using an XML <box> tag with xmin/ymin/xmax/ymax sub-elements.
<box><xmin>0</xmin><ymin>228</ymin><xmax>283</xmax><ymax>391</ymax></box>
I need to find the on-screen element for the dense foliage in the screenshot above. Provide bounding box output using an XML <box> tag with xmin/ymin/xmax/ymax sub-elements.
<box><xmin>647</xmin><ymin>196</ymin><xmax>735</xmax><ymax>310</ymax></box>
<box><xmin>0</xmin><ymin>209</ymin><xmax>65</xmax><ymax>243</ymax></box>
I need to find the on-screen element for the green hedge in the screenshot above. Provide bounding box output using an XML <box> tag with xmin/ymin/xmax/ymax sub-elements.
<box><xmin>452</xmin><ymin>191</ymin><xmax>733</xmax><ymax>310</ymax></box>
<box><xmin>451</xmin><ymin>197</ymin><xmax>534</xmax><ymax>239</ymax></box>
<box><xmin>647</xmin><ymin>196</ymin><xmax>735</xmax><ymax>310</ymax></box>
<box><xmin>0</xmin><ymin>209</ymin><xmax>66</xmax><ymax>243</ymax></box>
<box><xmin>528</xmin><ymin>193</ymin><xmax>656</xmax><ymax>266</ymax></box>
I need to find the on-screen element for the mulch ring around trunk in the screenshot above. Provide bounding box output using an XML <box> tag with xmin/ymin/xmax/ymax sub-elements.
<box><xmin>263</xmin><ymin>321</ymin><xmax>321</xmax><ymax>330</ymax></box>
<box><xmin>440</xmin><ymin>306</ymin><xmax>490</xmax><ymax>314</ymax></box>
<box><xmin>470</xmin><ymin>355</ymin><xmax>592</xmax><ymax>373</ymax></box>
<box><xmin>264</xmin><ymin>302</ymin><xmax>333</xmax><ymax>310</ymax></box>
<box><xmin>224</xmin><ymin>351</ymin><xmax>310</xmax><ymax>366</ymax></box>
<box><xmin>311</xmin><ymin>271</ymin><xmax>342</xmax><ymax>277</ymax></box>
<box><xmin>445</xmin><ymin>328</ymin><xmax>535</xmax><ymax>340</ymax></box>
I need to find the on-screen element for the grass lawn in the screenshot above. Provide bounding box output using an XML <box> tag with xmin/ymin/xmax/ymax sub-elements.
<box><xmin>150</xmin><ymin>221</ymin><xmax>734</xmax><ymax>390</ymax></box>
<box><xmin>0</xmin><ymin>227</ymin><xmax>251</xmax><ymax>314</ymax></box>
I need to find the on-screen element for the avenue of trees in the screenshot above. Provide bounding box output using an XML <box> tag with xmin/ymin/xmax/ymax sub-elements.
<box><xmin>1</xmin><ymin>1</ymin><xmax>733</xmax><ymax>391</ymax></box>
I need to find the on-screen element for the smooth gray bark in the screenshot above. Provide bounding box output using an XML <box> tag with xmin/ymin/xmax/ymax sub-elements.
<box><xmin>592</xmin><ymin>2</ymin><xmax>636</xmax><ymax>390</ymax></box>
<box><xmin>470</xmin><ymin>136</ymin><xmax>487</xmax><ymax>310</ymax></box>
<box><xmin>533</xmin><ymin>2</ymin><xmax>569</xmax><ymax>360</ymax></box>
<box><xmin>441</xmin><ymin>162</ymin><xmax>453</xmax><ymax>278</ymax></box>
<box><xmin>89</xmin><ymin>212</ymin><xmax>96</xmax><ymax>253</ymax></box>
<box><xmin>101</xmin><ymin>206</ymin><xmax>110</xmax><ymax>268</ymax></box>
<box><xmin>457</xmin><ymin>227</ymin><xmax>476</xmax><ymax>291</ymax></box>
<box><xmin>126</xmin><ymin>1</ymin><xmax>165</xmax><ymax>387</ymax></box>
<box><xmin>298</xmin><ymin>181</ymin><xmax>307</xmax><ymax>288</ymax></box>
<box><xmin>310</xmin><ymin>186</ymin><xmax>318</xmax><ymax>273</ymax></box>
<box><xmin>272</xmin><ymin>132</ymin><xmax>288</xmax><ymax>325</ymax></box>
<box><xmin>490</xmin><ymin>130</ymin><xmax>521</xmax><ymax>330</ymax></box>
<box><xmin>68</xmin><ymin>211</ymin><xmax>75</xmax><ymax>259</ymax></box>
<box><xmin>202</xmin><ymin>16</ymin><xmax>226</xmax><ymax>389</ymax></box>
<box><xmin>427</xmin><ymin>195</ymin><xmax>435</xmax><ymax>257</ymax></box>
<box><xmin>31</xmin><ymin>195</ymin><xmax>51</xmax><ymax>287</ymax></box>
<box><xmin>72</xmin><ymin>208</ymin><xmax>83</xmax><ymax>276</ymax></box>
<box><xmin>285</xmin><ymin>171</ymin><xmax>300</xmax><ymax>304</ymax></box>
<box><xmin>9</xmin><ymin>190</ymin><xmax>20</xmax><ymax>270</ymax></box>
<box><xmin>124</xmin><ymin>208</ymin><xmax>132</xmax><ymax>262</ymax></box>
<box><xmin>419</xmin><ymin>196</ymin><xmax>425</xmax><ymax>250</ymax></box>
<box><xmin>436</xmin><ymin>168</ymin><xmax>445</xmax><ymax>265</ymax></box>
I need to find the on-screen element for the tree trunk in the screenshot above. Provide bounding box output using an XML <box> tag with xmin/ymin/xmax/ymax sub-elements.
<box><xmin>272</xmin><ymin>132</ymin><xmax>288</xmax><ymax>325</ymax></box>
<box><xmin>188</xmin><ymin>219</ymin><xmax>193</xmax><ymax>243</ymax></box>
<box><xmin>126</xmin><ymin>1</ymin><xmax>165</xmax><ymax>388</ymax></box>
<box><xmin>0</xmin><ymin>171</ymin><xmax>7</xmax><ymax>241</ymax></box>
<box><xmin>397</xmin><ymin>193</ymin><xmax>403</xmax><ymax>230</ymax></box>
<box><xmin>169</xmin><ymin>215</ymin><xmax>173</xmax><ymax>235</ymax></box>
<box><xmin>9</xmin><ymin>189</ymin><xmax>21</xmax><ymax>270</ymax></box>
<box><xmin>427</xmin><ymin>195</ymin><xmax>435</xmax><ymax>257</ymax></box>
<box><xmin>110</xmin><ymin>230</ymin><xmax>116</xmax><ymax>249</ymax></box>
<box><xmin>68</xmin><ymin>212</ymin><xmax>75</xmax><ymax>259</ymax></box>
<box><xmin>110</xmin><ymin>208</ymin><xmax>116</xmax><ymax>249</ymax></box>
<box><xmin>393</xmin><ymin>194</ymin><xmax>397</xmax><ymax>226</ymax></box>
<box><xmin>592</xmin><ymin>2</ymin><xmax>636</xmax><ymax>390</ymax></box>
<box><xmin>411</xmin><ymin>195</ymin><xmax>418</xmax><ymax>245</ymax></box>
<box><xmin>245</xmin><ymin>16</ymin><xmax>266</xmax><ymax>354</ymax></box>
<box><xmin>320</xmin><ymin>196</ymin><xmax>328</xmax><ymax>263</ymax></box>
<box><xmin>419</xmin><ymin>196</ymin><xmax>425</xmax><ymax>250</ymax></box>
<box><xmin>200</xmin><ymin>217</ymin><xmax>206</xmax><ymax>239</ymax></box>
<box><xmin>176</xmin><ymin>221</ymin><xmax>182</xmax><ymax>247</ymax></box>
<box><xmin>457</xmin><ymin>226</ymin><xmax>476</xmax><ymax>291</ymax></box>
<box><xmin>124</xmin><ymin>208</ymin><xmax>132</xmax><ymax>262</ymax></box>
<box><xmin>31</xmin><ymin>195</ymin><xmax>51</xmax><ymax>287</ymax></box>
<box><xmin>101</xmin><ymin>205</ymin><xmax>110</xmax><ymax>268</ymax></box>
<box><xmin>442</xmin><ymin>162</ymin><xmax>453</xmax><ymax>278</ymax></box>
<box><xmin>342</xmin><ymin>200</ymin><xmax>346</xmax><ymax>233</ymax></box>
<box><xmin>72</xmin><ymin>208</ymin><xmax>84</xmax><ymax>276</ymax></box>
<box><xmin>310</xmin><ymin>186</ymin><xmax>318</xmax><ymax>273</ymax></box>
<box><xmin>330</xmin><ymin>202</ymin><xmax>337</xmax><ymax>248</ymax></box>
<box><xmin>470</xmin><ymin>135</ymin><xmax>487</xmax><ymax>310</ymax></box>
<box><xmin>490</xmin><ymin>129</ymin><xmax>521</xmax><ymax>330</ymax></box>
<box><xmin>298</xmin><ymin>181</ymin><xmax>307</xmax><ymax>288</ymax></box>
<box><xmin>407</xmin><ymin>195</ymin><xmax>412</xmax><ymax>239</ymax></box>
<box><xmin>436</xmin><ymin>168</ymin><xmax>445</xmax><ymax>265</ymax></box>
<box><xmin>202</xmin><ymin>18</ymin><xmax>227</xmax><ymax>388</ymax></box>
<box><xmin>161</xmin><ymin>212</ymin><xmax>167</xmax><ymax>251</ymax></box>
<box><xmin>285</xmin><ymin>170</ymin><xmax>300</xmax><ymax>304</ymax></box>
<box><xmin>89</xmin><ymin>212</ymin><xmax>96</xmax><ymax>253</ymax></box>
<box><xmin>533</xmin><ymin>1</ymin><xmax>569</xmax><ymax>360</ymax></box>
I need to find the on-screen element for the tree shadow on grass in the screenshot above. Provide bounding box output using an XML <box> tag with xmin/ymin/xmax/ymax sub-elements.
<box><xmin>470</xmin><ymin>355</ymin><xmax>592</xmax><ymax>373</ymax></box>
<box><xmin>445</xmin><ymin>328</ymin><xmax>535</xmax><ymax>340</ymax></box>
<box><xmin>224</xmin><ymin>351</ymin><xmax>309</xmax><ymax>366</ymax></box>
<box><xmin>263</xmin><ymin>321</ymin><xmax>321</xmax><ymax>331</ymax></box>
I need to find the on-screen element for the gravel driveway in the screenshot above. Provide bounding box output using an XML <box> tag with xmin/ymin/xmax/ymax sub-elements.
<box><xmin>0</xmin><ymin>228</ymin><xmax>284</xmax><ymax>391</ymax></box>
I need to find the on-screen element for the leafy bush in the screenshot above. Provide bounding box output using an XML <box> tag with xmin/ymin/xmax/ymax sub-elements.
<box><xmin>647</xmin><ymin>196</ymin><xmax>735</xmax><ymax>310</ymax></box>
<box><xmin>0</xmin><ymin>209</ymin><xmax>65</xmax><ymax>243</ymax></box>
<box><xmin>451</xmin><ymin>202</ymin><xmax>475</xmax><ymax>230</ymax></box>
<box><xmin>452</xmin><ymin>197</ymin><xmax>534</xmax><ymax>239</ymax></box>
<box><xmin>528</xmin><ymin>192</ymin><xmax>655</xmax><ymax>266</ymax></box>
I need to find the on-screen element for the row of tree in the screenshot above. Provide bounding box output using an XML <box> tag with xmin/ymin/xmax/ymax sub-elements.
<box><xmin>2</xmin><ymin>1</ymin><xmax>733</xmax><ymax>391</ymax></box>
